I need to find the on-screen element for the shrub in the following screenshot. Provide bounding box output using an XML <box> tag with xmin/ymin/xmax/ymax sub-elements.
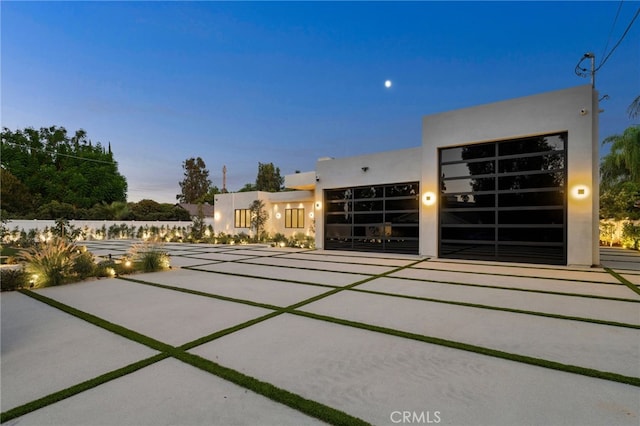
<box><xmin>128</xmin><ymin>241</ymin><xmax>170</xmax><ymax>272</ymax></box>
<box><xmin>19</xmin><ymin>238</ymin><xmax>80</xmax><ymax>288</ymax></box>
<box><xmin>95</xmin><ymin>260</ymin><xmax>117</xmax><ymax>277</ymax></box>
<box><xmin>72</xmin><ymin>247</ymin><xmax>96</xmax><ymax>279</ymax></box>
<box><xmin>622</xmin><ymin>222</ymin><xmax>640</xmax><ymax>250</ymax></box>
<box><xmin>1</xmin><ymin>268</ymin><xmax>28</xmax><ymax>291</ymax></box>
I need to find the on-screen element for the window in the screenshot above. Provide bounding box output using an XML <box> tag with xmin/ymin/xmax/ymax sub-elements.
<box><xmin>234</xmin><ymin>209</ymin><xmax>251</xmax><ymax>228</ymax></box>
<box><xmin>285</xmin><ymin>208</ymin><xmax>305</xmax><ymax>228</ymax></box>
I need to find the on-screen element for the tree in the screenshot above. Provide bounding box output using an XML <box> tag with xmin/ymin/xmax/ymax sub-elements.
<box><xmin>255</xmin><ymin>162</ymin><xmax>284</xmax><ymax>192</ymax></box>
<box><xmin>600</xmin><ymin>125</ymin><xmax>640</xmax><ymax>189</ymax></box>
<box><xmin>629</xmin><ymin>95</ymin><xmax>640</xmax><ymax>119</ymax></box>
<box><xmin>238</xmin><ymin>183</ymin><xmax>257</xmax><ymax>192</ymax></box>
<box><xmin>0</xmin><ymin>168</ymin><xmax>34</xmax><ymax>215</ymax></box>
<box><xmin>1</xmin><ymin>126</ymin><xmax>127</xmax><ymax>212</ymax></box>
<box><xmin>600</xmin><ymin>125</ymin><xmax>640</xmax><ymax>219</ymax></box>
<box><xmin>249</xmin><ymin>199</ymin><xmax>268</xmax><ymax>239</ymax></box>
<box><xmin>177</xmin><ymin>157</ymin><xmax>211</xmax><ymax>203</ymax></box>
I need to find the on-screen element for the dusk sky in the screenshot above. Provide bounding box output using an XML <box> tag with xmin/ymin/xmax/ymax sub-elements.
<box><xmin>2</xmin><ymin>1</ymin><xmax>638</xmax><ymax>203</ymax></box>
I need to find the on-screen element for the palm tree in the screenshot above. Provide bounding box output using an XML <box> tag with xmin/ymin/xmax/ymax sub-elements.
<box><xmin>600</xmin><ymin>125</ymin><xmax>640</xmax><ymax>189</ymax></box>
<box><xmin>629</xmin><ymin>95</ymin><xmax>640</xmax><ymax>119</ymax></box>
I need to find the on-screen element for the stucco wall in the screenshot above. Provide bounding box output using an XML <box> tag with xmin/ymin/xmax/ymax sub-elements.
<box><xmin>213</xmin><ymin>191</ymin><xmax>315</xmax><ymax>237</ymax></box>
<box><xmin>314</xmin><ymin>147</ymin><xmax>423</xmax><ymax>249</ymax></box>
<box><xmin>421</xmin><ymin>85</ymin><xmax>598</xmax><ymax>266</ymax></box>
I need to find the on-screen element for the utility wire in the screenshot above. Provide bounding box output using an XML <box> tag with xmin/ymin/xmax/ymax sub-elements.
<box><xmin>1</xmin><ymin>140</ymin><xmax>117</xmax><ymax>165</ymax></box>
<box><xmin>600</xmin><ymin>0</ymin><xmax>624</xmax><ymax>62</ymax></box>
<box><xmin>596</xmin><ymin>6</ymin><xmax>640</xmax><ymax>71</ymax></box>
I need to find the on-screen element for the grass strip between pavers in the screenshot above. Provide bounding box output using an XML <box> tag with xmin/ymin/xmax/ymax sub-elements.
<box><xmin>184</xmin><ymin>265</ymin><xmax>341</xmax><ymax>289</ymax></box>
<box><xmin>290</xmin><ymin>310</ymin><xmax>640</xmax><ymax>388</ymax></box>
<box><xmin>0</xmin><ymin>354</ymin><xmax>169</xmax><ymax>424</ymax></box>
<box><xmin>10</xmin><ymin>289</ymin><xmax>371</xmax><ymax>426</ymax></box>
<box><xmin>605</xmin><ymin>267</ymin><xmax>640</xmax><ymax>296</ymax></box>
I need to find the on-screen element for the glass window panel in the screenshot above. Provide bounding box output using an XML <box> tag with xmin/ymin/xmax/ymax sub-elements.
<box><xmin>498</xmin><ymin>172</ymin><xmax>564</xmax><ymax>190</ymax></box>
<box><xmin>353</xmin><ymin>213</ymin><xmax>384</xmax><ymax>224</ymax></box>
<box><xmin>386</xmin><ymin>211</ymin><xmax>419</xmax><ymax>223</ymax></box>
<box><xmin>326</xmin><ymin>201</ymin><xmax>351</xmax><ymax>213</ymax></box>
<box><xmin>326</xmin><ymin>224</ymin><xmax>352</xmax><ymax>238</ymax></box>
<box><xmin>325</xmin><ymin>189</ymin><xmax>353</xmax><ymax>201</ymax></box>
<box><xmin>498</xmin><ymin>190</ymin><xmax>564</xmax><ymax>207</ymax></box>
<box><xmin>440</xmin><ymin>143</ymin><xmax>495</xmax><ymax>162</ymax></box>
<box><xmin>440</xmin><ymin>242</ymin><xmax>496</xmax><ymax>260</ymax></box>
<box><xmin>441</xmin><ymin>161</ymin><xmax>494</xmax><ymax>179</ymax></box>
<box><xmin>498</xmin><ymin>209</ymin><xmax>563</xmax><ymax>225</ymax></box>
<box><xmin>384</xmin><ymin>239</ymin><xmax>419</xmax><ymax>254</ymax></box>
<box><xmin>442</xmin><ymin>177</ymin><xmax>495</xmax><ymax>193</ymax></box>
<box><xmin>498</xmin><ymin>153</ymin><xmax>564</xmax><ymax>173</ymax></box>
<box><xmin>441</xmin><ymin>194</ymin><xmax>495</xmax><ymax>208</ymax></box>
<box><xmin>385</xmin><ymin>198</ymin><xmax>419</xmax><ymax>211</ymax></box>
<box><xmin>326</xmin><ymin>213</ymin><xmax>351</xmax><ymax>224</ymax></box>
<box><xmin>496</xmin><ymin>245</ymin><xmax>564</xmax><ymax>265</ymax></box>
<box><xmin>499</xmin><ymin>227</ymin><xmax>563</xmax><ymax>243</ymax></box>
<box><xmin>441</xmin><ymin>210</ymin><xmax>495</xmax><ymax>225</ymax></box>
<box><xmin>354</xmin><ymin>200</ymin><xmax>384</xmax><ymax>211</ymax></box>
<box><xmin>390</xmin><ymin>226</ymin><xmax>419</xmax><ymax>238</ymax></box>
<box><xmin>498</xmin><ymin>134</ymin><xmax>565</xmax><ymax>156</ymax></box>
<box><xmin>354</xmin><ymin>186</ymin><xmax>383</xmax><ymax>199</ymax></box>
<box><xmin>441</xmin><ymin>227</ymin><xmax>495</xmax><ymax>241</ymax></box>
<box><xmin>385</xmin><ymin>183</ymin><xmax>419</xmax><ymax>197</ymax></box>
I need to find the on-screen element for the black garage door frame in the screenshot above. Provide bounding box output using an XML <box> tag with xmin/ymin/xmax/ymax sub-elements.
<box><xmin>438</xmin><ymin>133</ymin><xmax>568</xmax><ymax>265</ymax></box>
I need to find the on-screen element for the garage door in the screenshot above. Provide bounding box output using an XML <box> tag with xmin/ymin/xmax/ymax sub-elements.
<box><xmin>324</xmin><ymin>182</ymin><xmax>419</xmax><ymax>254</ymax></box>
<box><xmin>439</xmin><ymin>133</ymin><xmax>567</xmax><ymax>265</ymax></box>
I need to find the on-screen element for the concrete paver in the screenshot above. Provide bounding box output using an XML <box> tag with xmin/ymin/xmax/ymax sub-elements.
<box><xmin>301</xmin><ymin>290</ymin><xmax>640</xmax><ymax>377</ymax></box>
<box><xmin>191</xmin><ymin>314</ymin><xmax>639</xmax><ymax>426</ymax></box>
<box><xmin>9</xmin><ymin>358</ymin><xmax>326</xmax><ymax>426</ymax></box>
<box><xmin>360</xmin><ymin>277</ymin><xmax>640</xmax><ymax>325</ymax></box>
<box><xmin>0</xmin><ymin>292</ymin><xmax>157</xmax><ymax>412</ymax></box>
<box><xmin>37</xmin><ymin>279</ymin><xmax>272</xmax><ymax>346</ymax></box>
<box><xmin>2</xmin><ymin>243</ymin><xmax>639</xmax><ymax>426</ymax></box>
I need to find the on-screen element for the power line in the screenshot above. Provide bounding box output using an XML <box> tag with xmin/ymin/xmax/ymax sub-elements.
<box><xmin>596</xmin><ymin>6</ymin><xmax>640</xmax><ymax>72</ymax></box>
<box><xmin>1</xmin><ymin>141</ymin><xmax>117</xmax><ymax>165</ymax></box>
<box><xmin>600</xmin><ymin>0</ymin><xmax>625</xmax><ymax>61</ymax></box>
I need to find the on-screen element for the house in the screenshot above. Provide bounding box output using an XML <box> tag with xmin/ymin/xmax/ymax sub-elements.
<box><xmin>215</xmin><ymin>85</ymin><xmax>599</xmax><ymax>266</ymax></box>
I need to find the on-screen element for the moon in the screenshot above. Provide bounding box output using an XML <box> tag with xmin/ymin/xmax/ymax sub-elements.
<box><xmin>384</xmin><ymin>80</ymin><xmax>392</xmax><ymax>88</ymax></box>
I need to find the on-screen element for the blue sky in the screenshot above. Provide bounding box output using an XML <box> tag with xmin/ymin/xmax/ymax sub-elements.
<box><xmin>2</xmin><ymin>1</ymin><xmax>638</xmax><ymax>203</ymax></box>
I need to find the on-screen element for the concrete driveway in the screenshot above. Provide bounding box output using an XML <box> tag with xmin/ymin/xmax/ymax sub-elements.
<box><xmin>2</xmin><ymin>242</ymin><xmax>639</xmax><ymax>425</ymax></box>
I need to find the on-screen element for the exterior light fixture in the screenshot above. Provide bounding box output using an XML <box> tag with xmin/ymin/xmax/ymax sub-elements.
<box><xmin>422</xmin><ymin>192</ymin><xmax>436</xmax><ymax>206</ymax></box>
<box><xmin>315</xmin><ymin>201</ymin><xmax>322</xmax><ymax>210</ymax></box>
<box><xmin>309</xmin><ymin>212</ymin><xmax>314</xmax><ymax>219</ymax></box>
<box><xmin>275</xmin><ymin>212</ymin><xmax>282</xmax><ymax>219</ymax></box>
<box><xmin>214</xmin><ymin>212</ymin><xmax>221</xmax><ymax>220</ymax></box>
<box><xmin>571</xmin><ymin>185</ymin><xmax>589</xmax><ymax>200</ymax></box>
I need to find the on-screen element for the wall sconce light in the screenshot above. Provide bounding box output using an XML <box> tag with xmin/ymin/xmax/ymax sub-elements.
<box><xmin>422</xmin><ymin>192</ymin><xmax>436</xmax><ymax>206</ymax></box>
<box><xmin>315</xmin><ymin>201</ymin><xmax>322</xmax><ymax>210</ymax></box>
<box><xmin>316</xmin><ymin>176</ymin><xmax>320</xmax><ymax>182</ymax></box>
<box><xmin>361</xmin><ymin>166</ymin><xmax>369</xmax><ymax>172</ymax></box>
<box><xmin>214</xmin><ymin>212</ymin><xmax>221</xmax><ymax>221</ymax></box>
<box><xmin>309</xmin><ymin>212</ymin><xmax>314</xmax><ymax>219</ymax></box>
<box><xmin>275</xmin><ymin>212</ymin><xmax>281</xmax><ymax>219</ymax></box>
<box><xmin>571</xmin><ymin>185</ymin><xmax>589</xmax><ymax>199</ymax></box>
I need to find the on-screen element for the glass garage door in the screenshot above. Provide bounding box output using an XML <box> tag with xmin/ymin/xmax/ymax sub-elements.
<box><xmin>324</xmin><ymin>182</ymin><xmax>419</xmax><ymax>254</ymax></box>
<box><xmin>439</xmin><ymin>133</ymin><xmax>567</xmax><ymax>265</ymax></box>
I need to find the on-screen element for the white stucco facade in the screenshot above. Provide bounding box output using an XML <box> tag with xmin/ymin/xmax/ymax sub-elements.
<box><xmin>420</xmin><ymin>85</ymin><xmax>599</xmax><ymax>266</ymax></box>
<box><xmin>212</xmin><ymin>85</ymin><xmax>599</xmax><ymax>266</ymax></box>
<box><xmin>213</xmin><ymin>191</ymin><xmax>315</xmax><ymax>237</ymax></box>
